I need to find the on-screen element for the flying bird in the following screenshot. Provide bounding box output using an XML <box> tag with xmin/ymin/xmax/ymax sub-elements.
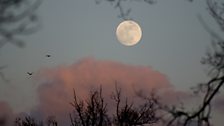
<box><xmin>27</xmin><ymin>72</ymin><xmax>33</xmax><ymax>75</ymax></box>
<box><xmin>46</xmin><ymin>54</ymin><xmax>51</xmax><ymax>57</ymax></box>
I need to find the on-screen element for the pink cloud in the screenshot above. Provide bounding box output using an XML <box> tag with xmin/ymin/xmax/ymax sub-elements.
<box><xmin>32</xmin><ymin>57</ymin><xmax>186</xmax><ymax>124</ymax></box>
<box><xmin>0</xmin><ymin>101</ymin><xmax>14</xmax><ymax>126</ymax></box>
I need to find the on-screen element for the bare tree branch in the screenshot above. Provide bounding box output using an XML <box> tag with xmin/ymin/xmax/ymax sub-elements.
<box><xmin>95</xmin><ymin>0</ymin><xmax>156</xmax><ymax>20</ymax></box>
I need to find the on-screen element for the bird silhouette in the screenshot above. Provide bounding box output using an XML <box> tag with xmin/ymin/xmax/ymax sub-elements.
<box><xmin>46</xmin><ymin>54</ymin><xmax>51</xmax><ymax>57</ymax></box>
<box><xmin>27</xmin><ymin>72</ymin><xmax>33</xmax><ymax>75</ymax></box>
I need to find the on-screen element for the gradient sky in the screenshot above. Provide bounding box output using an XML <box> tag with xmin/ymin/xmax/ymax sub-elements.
<box><xmin>0</xmin><ymin>0</ymin><xmax>223</xmax><ymax>125</ymax></box>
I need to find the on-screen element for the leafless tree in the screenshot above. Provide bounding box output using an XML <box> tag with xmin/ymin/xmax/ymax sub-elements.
<box><xmin>46</xmin><ymin>116</ymin><xmax>58</xmax><ymax>126</ymax></box>
<box><xmin>111</xmin><ymin>84</ymin><xmax>160</xmax><ymax>126</ymax></box>
<box><xmin>155</xmin><ymin>0</ymin><xmax>224</xmax><ymax>126</ymax></box>
<box><xmin>15</xmin><ymin>116</ymin><xmax>43</xmax><ymax>126</ymax></box>
<box><xmin>14</xmin><ymin>115</ymin><xmax>58</xmax><ymax>126</ymax></box>
<box><xmin>70</xmin><ymin>85</ymin><xmax>160</xmax><ymax>126</ymax></box>
<box><xmin>70</xmin><ymin>86</ymin><xmax>111</xmax><ymax>126</ymax></box>
<box><xmin>95</xmin><ymin>0</ymin><xmax>224</xmax><ymax>125</ymax></box>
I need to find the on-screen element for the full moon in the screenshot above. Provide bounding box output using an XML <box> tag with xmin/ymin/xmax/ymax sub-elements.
<box><xmin>116</xmin><ymin>20</ymin><xmax>142</xmax><ymax>46</ymax></box>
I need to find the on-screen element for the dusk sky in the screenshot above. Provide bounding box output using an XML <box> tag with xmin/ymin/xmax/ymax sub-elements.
<box><xmin>0</xmin><ymin>0</ymin><xmax>223</xmax><ymax>125</ymax></box>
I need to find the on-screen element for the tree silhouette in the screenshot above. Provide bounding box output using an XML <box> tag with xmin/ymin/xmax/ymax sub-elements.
<box><xmin>70</xmin><ymin>84</ymin><xmax>160</xmax><ymax>126</ymax></box>
<box><xmin>14</xmin><ymin>116</ymin><xmax>58</xmax><ymax>126</ymax></box>
<box><xmin>153</xmin><ymin>0</ymin><xmax>224</xmax><ymax>126</ymax></box>
<box><xmin>95</xmin><ymin>0</ymin><xmax>224</xmax><ymax>125</ymax></box>
<box><xmin>70</xmin><ymin>86</ymin><xmax>111</xmax><ymax>126</ymax></box>
<box><xmin>15</xmin><ymin>116</ymin><xmax>43</xmax><ymax>126</ymax></box>
<box><xmin>111</xmin><ymin>84</ymin><xmax>159</xmax><ymax>126</ymax></box>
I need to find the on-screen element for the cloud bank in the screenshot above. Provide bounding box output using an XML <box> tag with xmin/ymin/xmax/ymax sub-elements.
<box><xmin>1</xmin><ymin>58</ymin><xmax>191</xmax><ymax>125</ymax></box>
<box><xmin>31</xmin><ymin>58</ymin><xmax>175</xmax><ymax>124</ymax></box>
